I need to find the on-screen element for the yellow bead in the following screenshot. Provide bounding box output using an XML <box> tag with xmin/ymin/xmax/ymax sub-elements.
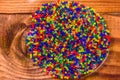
<box><xmin>74</xmin><ymin>76</ymin><xmax>77</xmax><ymax>79</ymax></box>
<box><xmin>60</xmin><ymin>75</ymin><xmax>64</xmax><ymax>79</ymax></box>
<box><xmin>62</xmin><ymin>5</ymin><xmax>65</xmax><ymax>8</ymax></box>
<box><xmin>35</xmin><ymin>42</ymin><xmax>39</xmax><ymax>45</ymax></box>
<box><xmin>76</xmin><ymin>28</ymin><xmax>80</xmax><ymax>32</ymax></box>
<box><xmin>76</xmin><ymin>56</ymin><xmax>81</xmax><ymax>59</ymax></box>
<box><xmin>61</xmin><ymin>48</ymin><xmax>65</xmax><ymax>52</ymax></box>
<box><xmin>46</xmin><ymin>17</ymin><xmax>50</xmax><ymax>22</ymax></box>
<box><xmin>30</xmin><ymin>15</ymin><xmax>32</xmax><ymax>18</ymax></box>
<box><xmin>64</xmin><ymin>76</ymin><xmax>68</xmax><ymax>79</ymax></box>
<box><xmin>43</xmin><ymin>69</ymin><xmax>46</xmax><ymax>72</ymax></box>
<box><xmin>34</xmin><ymin>61</ymin><xmax>38</xmax><ymax>64</ymax></box>
<box><xmin>61</xmin><ymin>0</ymin><xmax>64</xmax><ymax>2</ymax></box>
<box><xmin>106</xmin><ymin>29</ymin><xmax>110</xmax><ymax>33</ymax></box>
<box><xmin>64</xmin><ymin>66</ymin><xmax>69</xmax><ymax>71</ymax></box>
<box><xmin>35</xmin><ymin>58</ymin><xmax>38</xmax><ymax>60</ymax></box>
<box><xmin>33</xmin><ymin>51</ymin><xmax>38</xmax><ymax>56</ymax></box>
<box><xmin>38</xmin><ymin>53</ymin><xmax>41</xmax><ymax>56</ymax></box>
<box><xmin>53</xmin><ymin>6</ymin><xmax>56</xmax><ymax>11</ymax></box>
<box><xmin>30</xmin><ymin>54</ymin><xmax>32</xmax><ymax>59</ymax></box>
<box><xmin>78</xmin><ymin>46</ymin><xmax>84</xmax><ymax>52</ymax></box>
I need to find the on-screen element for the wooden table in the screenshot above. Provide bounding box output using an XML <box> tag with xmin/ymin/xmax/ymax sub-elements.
<box><xmin>0</xmin><ymin>0</ymin><xmax>120</xmax><ymax>80</ymax></box>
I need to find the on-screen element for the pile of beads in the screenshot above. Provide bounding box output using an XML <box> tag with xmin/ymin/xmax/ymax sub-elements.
<box><xmin>25</xmin><ymin>1</ymin><xmax>110</xmax><ymax>79</ymax></box>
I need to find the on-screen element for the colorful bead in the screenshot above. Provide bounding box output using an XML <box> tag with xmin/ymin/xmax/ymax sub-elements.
<box><xmin>25</xmin><ymin>1</ymin><xmax>110</xmax><ymax>79</ymax></box>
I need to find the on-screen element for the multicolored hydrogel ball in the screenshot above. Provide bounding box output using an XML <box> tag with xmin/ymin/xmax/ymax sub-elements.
<box><xmin>26</xmin><ymin>1</ymin><xmax>110</xmax><ymax>79</ymax></box>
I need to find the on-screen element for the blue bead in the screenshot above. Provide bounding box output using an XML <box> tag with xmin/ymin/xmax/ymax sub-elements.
<box><xmin>76</xmin><ymin>32</ymin><xmax>81</xmax><ymax>37</ymax></box>
<box><xmin>72</xmin><ymin>2</ymin><xmax>78</xmax><ymax>6</ymax></box>
<box><xmin>60</xmin><ymin>30</ymin><xmax>66</xmax><ymax>36</ymax></box>
<box><xmin>35</xmin><ymin>23</ymin><xmax>39</xmax><ymax>26</ymax></box>
<box><xmin>59</xmin><ymin>45</ymin><xmax>63</xmax><ymax>49</ymax></box>
<box><xmin>44</xmin><ymin>42</ymin><xmax>48</xmax><ymax>47</ymax></box>
<box><xmin>80</xmin><ymin>15</ymin><xmax>83</xmax><ymax>18</ymax></box>
<box><xmin>70</xmin><ymin>70</ymin><xmax>74</xmax><ymax>74</ymax></box>
<box><xmin>42</xmin><ymin>3</ymin><xmax>48</xmax><ymax>6</ymax></box>
<box><xmin>35</xmin><ymin>10</ymin><xmax>40</xmax><ymax>14</ymax></box>
<box><xmin>62</xmin><ymin>52</ymin><xmax>66</xmax><ymax>56</ymax></box>
<box><xmin>98</xmin><ymin>60</ymin><xmax>102</xmax><ymax>64</ymax></box>
<box><xmin>32</xmin><ymin>58</ymin><xmax>36</xmax><ymax>62</ymax></box>
<box><xmin>62</xmin><ymin>1</ymin><xmax>68</xmax><ymax>5</ymax></box>
<box><xmin>49</xmin><ymin>11</ymin><xmax>53</xmax><ymax>15</ymax></box>
<box><xmin>48</xmin><ymin>54</ymin><xmax>51</xmax><ymax>58</ymax></box>
<box><xmin>53</xmin><ymin>34</ymin><xmax>57</xmax><ymax>38</ymax></box>
<box><xmin>76</xmin><ymin>8</ymin><xmax>81</xmax><ymax>11</ymax></box>
<box><xmin>36</xmin><ymin>18</ymin><xmax>40</xmax><ymax>22</ymax></box>
<box><xmin>78</xmin><ymin>75</ymin><xmax>81</xmax><ymax>78</ymax></box>
<box><xmin>101</xmin><ymin>53</ymin><xmax>106</xmax><ymax>58</ymax></box>
<box><xmin>52</xmin><ymin>68</ymin><xmax>55</xmax><ymax>71</ymax></box>
<box><xmin>83</xmin><ymin>10</ymin><xmax>86</xmax><ymax>12</ymax></box>
<box><xmin>38</xmin><ymin>63</ymin><xmax>43</xmax><ymax>66</ymax></box>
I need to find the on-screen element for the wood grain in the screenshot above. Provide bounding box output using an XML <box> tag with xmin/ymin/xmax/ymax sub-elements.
<box><xmin>0</xmin><ymin>0</ymin><xmax>120</xmax><ymax>13</ymax></box>
<box><xmin>0</xmin><ymin>14</ymin><xmax>120</xmax><ymax>80</ymax></box>
<box><xmin>0</xmin><ymin>0</ymin><xmax>120</xmax><ymax>80</ymax></box>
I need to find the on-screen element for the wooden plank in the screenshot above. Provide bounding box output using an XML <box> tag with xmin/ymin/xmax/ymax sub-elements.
<box><xmin>0</xmin><ymin>0</ymin><xmax>120</xmax><ymax>13</ymax></box>
<box><xmin>0</xmin><ymin>14</ymin><xmax>120</xmax><ymax>80</ymax></box>
<box><xmin>102</xmin><ymin>14</ymin><xmax>120</xmax><ymax>39</ymax></box>
<box><xmin>85</xmin><ymin>73</ymin><xmax>120</xmax><ymax>80</ymax></box>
